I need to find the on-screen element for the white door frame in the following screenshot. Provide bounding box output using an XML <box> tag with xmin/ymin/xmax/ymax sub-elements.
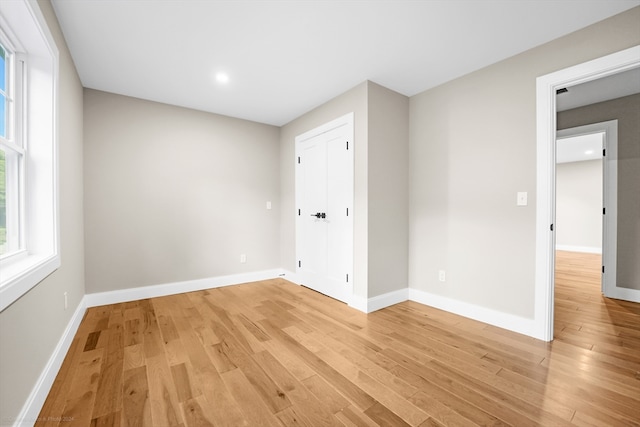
<box><xmin>556</xmin><ymin>120</ymin><xmax>617</xmax><ymax>296</ymax></box>
<box><xmin>534</xmin><ymin>45</ymin><xmax>640</xmax><ymax>342</ymax></box>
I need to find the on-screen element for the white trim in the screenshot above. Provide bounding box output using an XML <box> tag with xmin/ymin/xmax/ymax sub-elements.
<box><xmin>408</xmin><ymin>288</ymin><xmax>538</xmax><ymax>338</ymax></box>
<box><xmin>0</xmin><ymin>254</ymin><xmax>60</xmax><ymax>311</ymax></box>
<box><xmin>356</xmin><ymin>289</ymin><xmax>409</xmax><ymax>313</ymax></box>
<box><xmin>608</xmin><ymin>286</ymin><xmax>640</xmax><ymax>303</ymax></box>
<box><xmin>535</xmin><ymin>45</ymin><xmax>640</xmax><ymax>342</ymax></box>
<box><xmin>343</xmin><ymin>285</ymin><xmax>539</xmax><ymax>337</ymax></box>
<box><xmin>348</xmin><ymin>294</ymin><xmax>368</xmax><ymax>313</ymax></box>
<box><xmin>284</xmin><ymin>273</ymin><xmax>546</xmax><ymax>334</ymax></box>
<box><xmin>13</xmin><ymin>297</ymin><xmax>86</xmax><ymax>427</ymax></box>
<box><xmin>277</xmin><ymin>269</ymin><xmax>302</xmax><ymax>286</ymax></box>
<box><xmin>555</xmin><ymin>245</ymin><xmax>602</xmax><ymax>254</ymax></box>
<box><xmin>296</xmin><ymin>112</ymin><xmax>355</xmax><ymax>143</ymax></box>
<box><xmin>85</xmin><ymin>269</ymin><xmax>283</xmax><ymax>307</ymax></box>
<box><xmin>282</xmin><ymin>268</ymin><xmax>408</xmax><ymax>314</ymax></box>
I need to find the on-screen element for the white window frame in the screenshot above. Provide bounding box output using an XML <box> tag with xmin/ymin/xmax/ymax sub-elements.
<box><xmin>1</xmin><ymin>34</ymin><xmax>26</xmax><ymax>258</ymax></box>
<box><xmin>0</xmin><ymin>0</ymin><xmax>59</xmax><ymax>312</ymax></box>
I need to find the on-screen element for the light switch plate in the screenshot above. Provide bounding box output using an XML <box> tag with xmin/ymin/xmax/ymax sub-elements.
<box><xmin>517</xmin><ymin>192</ymin><xmax>528</xmax><ymax>206</ymax></box>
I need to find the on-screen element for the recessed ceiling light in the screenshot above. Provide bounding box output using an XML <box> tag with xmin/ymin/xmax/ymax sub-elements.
<box><xmin>215</xmin><ymin>72</ymin><xmax>229</xmax><ymax>84</ymax></box>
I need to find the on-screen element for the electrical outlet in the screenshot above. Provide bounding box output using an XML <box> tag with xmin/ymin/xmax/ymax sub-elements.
<box><xmin>240</xmin><ymin>254</ymin><xmax>246</xmax><ymax>263</ymax></box>
<box><xmin>438</xmin><ymin>270</ymin><xmax>446</xmax><ymax>282</ymax></box>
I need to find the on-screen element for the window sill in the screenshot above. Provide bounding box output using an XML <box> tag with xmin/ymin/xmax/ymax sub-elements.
<box><xmin>0</xmin><ymin>253</ymin><xmax>60</xmax><ymax>312</ymax></box>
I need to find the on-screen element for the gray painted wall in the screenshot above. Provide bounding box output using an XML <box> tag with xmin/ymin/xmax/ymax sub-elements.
<box><xmin>83</xmin><ymin>90</ymin><xmax>281</xmax><ymax>293</ymax></box>
<box><xmin>0</xmin><ymin>0</ymin><xmax>85</xmax><ymax>422</ymax></box>
<box><xmin>408</xmin><ymin>7</ymin><xmax>640</xmax><ymax>317</ymax></box>
<box><xmin>558</xmin><ymin>93</ymin><xmax>640</xmax><ymax>290</ymax></box>
<box><xmin>556</xmin><ymin>160</ymin><xmax>603</xmax><ymax>251</ymax></box>
<box><xmin>367</xmin><ymin>83</ymin><xmax>410</xmax><ymax>297</ymax></box>
<box><xmin>3</xmin><ymin>3</ymin><xmax>639</xmax><ymax>421</ymax></box>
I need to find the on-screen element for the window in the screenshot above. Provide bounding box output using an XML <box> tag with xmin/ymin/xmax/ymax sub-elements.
<box><xmin>0</xmin><ymin>0</ymin><xmax>59</xmax><ymax>311</ymax></box>
<box><xmin>0</xmin><ymin>39</ymin><xmax>24</xmax><ymax>258</ymax></box>
<box><xmin>0</xmin><ymin>42</ymin><xmax>8</xmax><ymax>255</ymax></box>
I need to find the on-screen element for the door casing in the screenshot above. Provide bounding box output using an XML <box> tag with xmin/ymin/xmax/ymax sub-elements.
<box><xmin>535</xmin><ymin>45</ymin><xmax>640</xmax><ymax>342</ymax></box>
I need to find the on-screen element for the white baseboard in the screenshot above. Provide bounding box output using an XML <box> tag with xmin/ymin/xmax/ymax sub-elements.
<box><xmin>84</xmin><ymin>269</ymin><xmax>283</xmax><ymax>307</ymax></box>
<box><xmin>348</xmin><ymin>294</ymin><xmax>368</xmax><ymax>312</ymax></box>
<box><xmin>280</xmin><ymin>269</ymin><xmax>408</xmax><ymax>314</ymax></box>
<box><xmin>349</xmin><ymin>288</ymin><xmax>408</xmax><ymax>313</ymax></box>
<box><xmin>343</xmin><ymin>286</ymin><xmax>539</xmax><ymax>340</ymax></box>
<box><xmin>609</xmin><ymin>286</ymin><xmax>640</xmax><ymax>303</ymax></box>
<box><xmin>347</xmin><ymin>286</ymin><xmax>538</xmax><ymax>337</ymax></box>
<box><xmin>556</xmin><ymin>245</ymin><xmax>602</xmax><ymax>254</ymax></box>
<box><xmin>14</xmin><ymin>298</ymin><xmax>87</xmax><ymax>427</ymax></box>
<box><xmin>277</xmin><ymin>270</ymin><xmax>302</xmax><ymax>286</ymax></box>
<box><xmin>369</xmin><ymin>289</ymin><xmax>408</xmax><ymax>312</ymax></box>
<box><xmin>408</xmin><ymin>288</ymin><xmax>538</xmax><ymax>338</ymax></box>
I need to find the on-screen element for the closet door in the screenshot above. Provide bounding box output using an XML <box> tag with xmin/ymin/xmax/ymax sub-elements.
<box><xmin>295</xmin><ymin>114</ymin><xmax>353</xmax><ymax>303</ymax></box>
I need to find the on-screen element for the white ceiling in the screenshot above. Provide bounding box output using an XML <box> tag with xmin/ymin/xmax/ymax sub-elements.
<box><xmin>51</xmin><ymin>0</ymin><xmax>640</xmax><ymax>126</ymax></box>
<box><xmin>557</xmin><ymin>67</ymin><xmax>640</xmax><ymax>112</ymax></box>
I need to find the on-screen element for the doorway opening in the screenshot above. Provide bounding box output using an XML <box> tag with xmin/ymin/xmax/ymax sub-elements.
<box><xmin>555</xmin><ymin>120</ymin><xmax>618</xmax><ymax>299</ymax></box>
<box><xmin>555</xmin><ymin>129</ymin><xmax>604</xmax><ymax>297</ymax></box>
<box><xmin>555</xmin><ymin>130</ymin><xmax>604</xmax><ymax>256</ymax></box>
<box><xmin>534</xmin><ymin>45</ymin><xmax>640</xmax><ymax>342</ymax></box>
<box><xmin>554</xmin><ymin>121</ymin><xmax>619</xmax><ymax>337</ymax></box>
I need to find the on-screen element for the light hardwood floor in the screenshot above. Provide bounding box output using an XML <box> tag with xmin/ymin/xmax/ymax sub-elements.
<box><xmin>36</xmin><ymin>251</ymin><xmax>640</xmax><ymax>426</ymax></box>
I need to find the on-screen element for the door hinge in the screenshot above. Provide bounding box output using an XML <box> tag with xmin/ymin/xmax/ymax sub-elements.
<box><xmin>346</xmin><ymin>274</ymin><xmax>349</xmax><ymax>283</ymax></box>
<box><xmin>346</xmin><ymin>141</ymin><xmax>349</xmax><ymax>150</ymax></box>
<box><xmin>550</xmin><ymin>224</ymin><xmax>554</xmax><ymax>231</ymax></box>
<box><xmin>298</xmin><ymin>156</ymin><xmax>301</xmax><ymax>164</ymax></box>
<box><xmin>603</xmin><ymin>207</ymin><xmax>606</xmax><ymax>215</ymax></box>
<box><xmin>298</xmin><ymin>209</ymin><xmax>301</xmax><ymax>216</ymax></box>
<box><xmin>603</xmin><ymin>149</ymin><xmax>606</xmax><ymax>157</ymax></box>
<box><xmin>602</xmin><ymin>265</ymin><xmax>605</xmax><ymax>273</ymax></box>
<box><xmin>346</xmin><ymin>207</ymin><xmax>349</xmax><ymax>216</ymax></box>
<box><xmin>298</xmin><ymin>260</ymin><xmax>301</xmax><ymax>268</ymax></box>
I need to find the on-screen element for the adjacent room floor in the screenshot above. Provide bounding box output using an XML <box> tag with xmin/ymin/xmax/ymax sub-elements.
<box><xmin>36</xmin><ymin>251</ymin><xmax>640</xmax><ymax>426</ymax></box>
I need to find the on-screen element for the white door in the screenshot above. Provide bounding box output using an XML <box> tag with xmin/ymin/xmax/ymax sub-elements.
<box><xmin>295</xmin><ymin>114</ymin><xmax>353</xmax><ymax>303</ymax></box>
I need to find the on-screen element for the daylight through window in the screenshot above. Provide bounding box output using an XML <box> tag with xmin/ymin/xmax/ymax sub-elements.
<box><xmin>0</xmin><ymin>38</ymin><xmax>24</xmax><ymax>258</ymax></box>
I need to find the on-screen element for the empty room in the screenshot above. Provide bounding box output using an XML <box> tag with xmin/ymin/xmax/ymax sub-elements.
<box><xmin>1</xmin><ymin>1</ymin><xmax>639</xmax><ymax>426</ymax></box>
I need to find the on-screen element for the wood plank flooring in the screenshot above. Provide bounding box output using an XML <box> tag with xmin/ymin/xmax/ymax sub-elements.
<box><xmin>37</xmin><ymin>251</ymin><xmax>640</xmax><ymax>426</ymax></box>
